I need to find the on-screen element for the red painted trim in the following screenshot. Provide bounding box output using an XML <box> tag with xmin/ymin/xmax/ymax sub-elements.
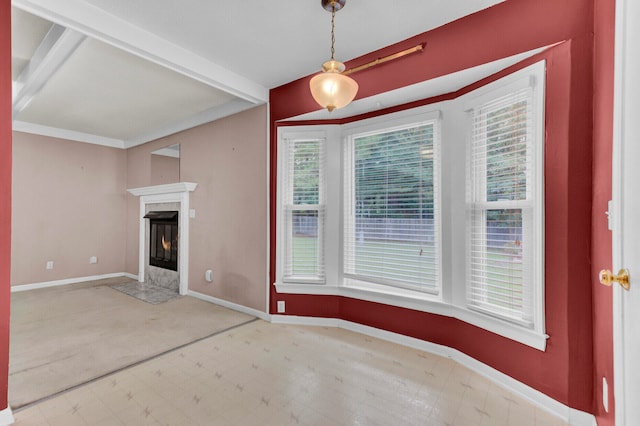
<box><xmin>0</xmin><ymin>0</ymin><xmax>11</xmax><ymax>411</ymax></box>
<box><xmin>269</xmin><ymin>0</ymin><xmax>607</xmax><ymax>415</ymax></box>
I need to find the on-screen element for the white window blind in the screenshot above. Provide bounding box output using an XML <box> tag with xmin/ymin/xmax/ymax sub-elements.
<box><xmin>344</xmin><ymin>121</ymin><xmax>440</xmax><ymax>293</ymax></box>
<box><xmin>467</xmin><ymin>84</ymin><xmax>538</xmax><ymax>327</ymax></box>
<box><xmin>282</xmin><ymin>137</ymin><xmax>326</xmax><ymax>282</ymax></box>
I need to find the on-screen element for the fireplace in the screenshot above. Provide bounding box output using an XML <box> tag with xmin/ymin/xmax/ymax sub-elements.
<box><xmin>144</xmin><ymin>211</ymin><xmax>178</xmax><ymax>271</ymax></box>
<box><xmin>128</xmin><ymin>182</ymin><xmax>197</xmax><ymax>295</ymax></box>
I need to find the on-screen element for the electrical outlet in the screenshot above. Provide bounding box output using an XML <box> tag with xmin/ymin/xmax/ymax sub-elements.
<box><xmin>46</xmin><ymin>261</ymin><xmax>54</xmax><ymax>270</ymax></box>
<box><xmin>89</xmin><ymin>256</ymin><xmax>98</xmax><ymax>264</ymax></box>
<box><xmin>277</xmin><ymin>301</ymin><xmax>285</xmax><ymax>313</ymax></box>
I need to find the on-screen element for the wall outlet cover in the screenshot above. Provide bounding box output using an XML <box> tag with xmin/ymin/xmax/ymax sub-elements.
<box><xmin>90</xmin><ymin>256</ymin><xmax>98</xmax><ymax>264</ymax></box>
<box><xmin>277</xmin><ymin>301</ymin><xmax>285</xmax><ymax>313</ymax></box>
<box><xmin>46</xmin><ymin>261</ymin><xmax>54</xmax><ymax>270</ymax></box>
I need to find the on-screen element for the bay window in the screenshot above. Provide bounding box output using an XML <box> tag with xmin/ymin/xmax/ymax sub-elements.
<box><xmin>275</xmin><ymin>61</ymin><xmax>546</xmax><ymax>349</ymax></box>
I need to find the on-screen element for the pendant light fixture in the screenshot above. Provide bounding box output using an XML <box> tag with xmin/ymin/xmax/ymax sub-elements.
<box><xmin>309</xmin><ymin>0</ymin><xmax>358</xmax><ymax>112</ymax></box>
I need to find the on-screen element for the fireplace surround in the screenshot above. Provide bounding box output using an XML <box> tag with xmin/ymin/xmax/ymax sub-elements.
<box><xmin>128</xmin><ymin>182</ymin><xmax>197</xmax><ymax>295</ymax></box>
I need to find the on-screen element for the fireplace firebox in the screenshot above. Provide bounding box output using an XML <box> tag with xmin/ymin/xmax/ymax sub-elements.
<box><xmin>144</xmin><ymin>211</ymin><xmax>178</xmax><ymax>271</ymax></box>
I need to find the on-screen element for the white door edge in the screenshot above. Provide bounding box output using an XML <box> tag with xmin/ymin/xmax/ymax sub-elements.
<box><xmin>612</xmin><ymin>0</ymin><xmax>634</xmax><ymax>423</ymax></box>
<box><xmin>612</xmin><ymin>0</ymin><xmax>624</xmax><ymax>419</ymax></box>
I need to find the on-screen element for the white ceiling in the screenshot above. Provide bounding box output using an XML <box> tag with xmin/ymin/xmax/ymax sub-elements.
<box><xmin>11</xmin><ymin>0</ymin><xmax>508</xmax><ymax>148</ymax></box>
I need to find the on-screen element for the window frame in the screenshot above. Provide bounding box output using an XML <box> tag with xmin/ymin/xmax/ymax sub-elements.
<box><xmin>276</xmin><ymin>129</ymin><xmax>328</xmax><ymax>285</ymax></box>
<box><xmin>341</xmin><ymin>112</ymin><xmax>442</xmax><ymax>296</ymax></box>
<box><xmin>463</xmin><ymin>62</ymin><xmax>545</xmax><ymax>335</ymax></box>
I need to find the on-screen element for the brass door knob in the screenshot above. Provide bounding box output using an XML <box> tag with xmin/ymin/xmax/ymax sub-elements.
<box><xmin>599</xmin><ymin>268</ymin><xmax>630</xmax><ymax>290</ymax></box>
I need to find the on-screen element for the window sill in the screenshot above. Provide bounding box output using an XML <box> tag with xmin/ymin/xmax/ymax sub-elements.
<box><xmin>274</xmin><ymin>281</ymin><xmax>548</xmax><ymax>351</ymax></box>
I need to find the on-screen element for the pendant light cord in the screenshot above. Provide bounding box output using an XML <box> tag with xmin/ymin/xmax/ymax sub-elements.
<box><xmin>330</xmin><ymin>4</ymin><xmax>336</xmax><ymax>60</ymax></box>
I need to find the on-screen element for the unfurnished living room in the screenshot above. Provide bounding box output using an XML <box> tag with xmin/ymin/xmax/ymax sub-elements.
<box><xmin>0</xmin><ymin>0</ymin><xmax>635</xmax><ymax>425</ymax></box>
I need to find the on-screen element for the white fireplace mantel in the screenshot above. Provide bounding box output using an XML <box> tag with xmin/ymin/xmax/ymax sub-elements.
<box><xmin>127</xmin><ymin>182</ymin><xmax>197</xmax><ymax>197</ymax></box>
<box><xmin>127</xmin><ymin>182</ymin><xmax>197</xmax><ymax>295</ymax></box>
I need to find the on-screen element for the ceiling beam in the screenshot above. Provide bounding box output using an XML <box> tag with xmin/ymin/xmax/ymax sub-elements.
<box><xmin>12</xmin><ymin>0</ymin><xmax>269</xmax><ymax>105</ymax></box>
<box><xmin>12</xmin><ymin>24</ymin><xmax>85</xmax><ymax>117</ymax></box>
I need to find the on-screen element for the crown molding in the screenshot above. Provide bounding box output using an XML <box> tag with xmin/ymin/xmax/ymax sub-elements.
<box><xmin>12</xmin><ymin>120</ymin><xmax>125</xmax><ymax>148</ymax></box>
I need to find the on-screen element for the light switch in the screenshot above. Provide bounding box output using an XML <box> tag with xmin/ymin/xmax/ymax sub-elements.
<box><xmin>189</xmin><ymin>209</ymin><xmax>196</xmax><ymax>219</ymax></box>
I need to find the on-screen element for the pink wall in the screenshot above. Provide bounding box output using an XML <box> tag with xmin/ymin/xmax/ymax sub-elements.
<box><xmin>11</xmin><ymin>132</ymin><xmax>127</xmax><ymax>286</ymax></box>
<box><xmin>126</xmin><ymin>105</ymin><xmax>268</xmax><ymax>312</ymax></box>
<box><xmin>150</xmin><ymin>154</ymin><xmax>179</xmax><ymax>186</ymax></box>
<box><xmin>269</xmin><ymin>0</ymin><xmax>615</xmax><ymax>418</ymax></box>
<box><xmin>0</xmin><ymin>0</ymin><xmax>10</xmax><ymax>411</ymax></box>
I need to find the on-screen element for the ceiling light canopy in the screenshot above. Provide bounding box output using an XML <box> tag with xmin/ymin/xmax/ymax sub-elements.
<box><xmin>309</xmin><ymin>0</ymin><xmax>358</xmax><ymax>112</ymax></box>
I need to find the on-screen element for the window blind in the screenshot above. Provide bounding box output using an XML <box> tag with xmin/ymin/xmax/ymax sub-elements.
<box><xmin>468</xmin><ymin>86</ymin><xmax>535</xmax><ymax>326</ymax></box>
<box><xmin>344</xmin><ymin>122</ymin><xmax>440</xmax><ymax>293</ymax></box>
<box><xmin>282</xmin><ymin>138</ymin><xmax>325</xmax><ymax>281</ymax></box>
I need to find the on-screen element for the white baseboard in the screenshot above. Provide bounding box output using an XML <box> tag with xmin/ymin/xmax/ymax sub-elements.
<box><xmin>122</xmin><ymin>272</ymin><xmax>139</xmax><ymax>281</ymax></box>
<box><xmin>0</xmin><ymin>406</ymin><xmax>14</xmax><ymax>426</ymax></box>
<box><xmin>11</xmin><ymin>272</ymin><xmax>135</xmax><ymax>293</ymax></box>
<box><xmin>269</xmin><ymin>315</ymin><xmax>596</xmax><ymax>426</ymax></box>
<box><xmin>187</xmin><ymin>290</ymin><xmax>270</xmax><ymax>321</ymax></box>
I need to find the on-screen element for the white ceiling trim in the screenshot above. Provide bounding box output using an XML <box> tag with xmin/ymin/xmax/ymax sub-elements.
<box><xmin>12</xmin><ymin>0</ymin><xmax>269</xmax><ymax>104</ymax></box>
<box><xmin>13</xmin><ymin>96</ymin><xmax>257</xmax><ymax>150</ymax></box>
<box><xmin>13</xmin><ymin>24</ymin><xmax>85</xmax><ymax>117</ymax></box>
<box><xmin>13</xmin><ymin>120</ymin><xmax>125</xmax><ymax>149</ymax></box>
<box><xmin>123</xmin><ymin>98</ymin><xmax>257</xmax><ymax>149</ymax></box>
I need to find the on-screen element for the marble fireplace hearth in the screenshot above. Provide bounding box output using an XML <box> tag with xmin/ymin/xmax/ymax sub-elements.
<box><xmin>111</xmin><ymin>280</ymin><xmax>180</xmax><ymax>304</ymax></box>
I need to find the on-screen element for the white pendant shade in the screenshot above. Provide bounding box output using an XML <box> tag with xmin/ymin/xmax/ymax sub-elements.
<box><xmin>310</xmin><ymin>60</ymin><xmax>358</xmax><ymax>112</ymax></box>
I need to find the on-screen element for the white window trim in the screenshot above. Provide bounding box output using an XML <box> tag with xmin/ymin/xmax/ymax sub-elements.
<box><xmin>276</xmin><ymin>128</ymin><xmax>329</xmax><ymax>285</ymax></box>
<box><xmin>275</xmin><ymin>61</ymin><xmax>547</xmax><ymax>351</ymax></box>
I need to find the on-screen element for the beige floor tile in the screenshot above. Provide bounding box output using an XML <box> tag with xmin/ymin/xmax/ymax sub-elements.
<box><xmin>9</xmin><ymin>278</ymin><xmax>254</xmax><ymax>408</ymax></box>
<box><xmin>9</xmin><ymin>289</ymin><xmax>571</xmax><ymax>426</ymax></box>
<box><xmin>12</xmin><ymin>406</ymin><xmax>51</xmax><ymax>426</ymax></box>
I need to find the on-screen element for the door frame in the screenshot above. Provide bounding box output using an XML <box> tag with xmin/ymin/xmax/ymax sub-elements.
<box><xmin>612</xmin><ymin>0</ymin><xmax>632</xmax><ymax>423</ymax></box>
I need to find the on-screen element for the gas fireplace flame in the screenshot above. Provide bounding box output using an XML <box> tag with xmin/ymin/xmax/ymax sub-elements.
<box><xmin>161</xmin><ymin>235</ymin><xmax>171</xmax><ymax>251</ymax></box>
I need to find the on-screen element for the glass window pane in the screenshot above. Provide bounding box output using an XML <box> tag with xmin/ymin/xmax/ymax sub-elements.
<box><xmin>291</xmin><ymin>210</ymin><xmax>319</xmax><ymax>275</ymax></box>
<box><xmin>293</xmin><ymin>141</ymin><xmax>320</xmax><ymax>205</ymax></box>
<box><xmin>347</xmin><ymin>123</ymin><xmax>438</xmax><ymax>292</ymax></box>
<box><xmin>483</xmin><ymin>208</ymin><xmax>524</xmax><ymax>311</ymax></box>
<box><xmin>485</xmin><ymin>100</ymin><xmax>528</xmax><ymax>202</ymax></box>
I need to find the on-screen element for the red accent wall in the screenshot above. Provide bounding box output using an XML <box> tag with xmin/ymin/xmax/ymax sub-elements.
<box><xmin>592</xmin><ymin>0</ymin><xmax>616</xmax><ymax>424</ymax></box>
<box><xmin>270</xmin><ymin>0</ymin><xmax>615</xmax><ymax>418</ymax></box>
<box><xmin>0</xmin><ymin>0</ymin><xmax>11</xmax><ymax>412</ymax></box>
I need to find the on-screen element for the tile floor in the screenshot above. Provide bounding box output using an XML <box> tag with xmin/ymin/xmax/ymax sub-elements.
<box><xmin>12</xmin><ymin>321</ymin><xmax>568</xmax><ymax>426</ymax></box>
<box><xmin>110</xmin><ymin>281</ymin><xmax>180</xmax><ymax>305</ymax></box>
<box><xmin>10</xmin><ymin>279</ymin><xmax>254</xmax><ymax>408</ymax></box>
